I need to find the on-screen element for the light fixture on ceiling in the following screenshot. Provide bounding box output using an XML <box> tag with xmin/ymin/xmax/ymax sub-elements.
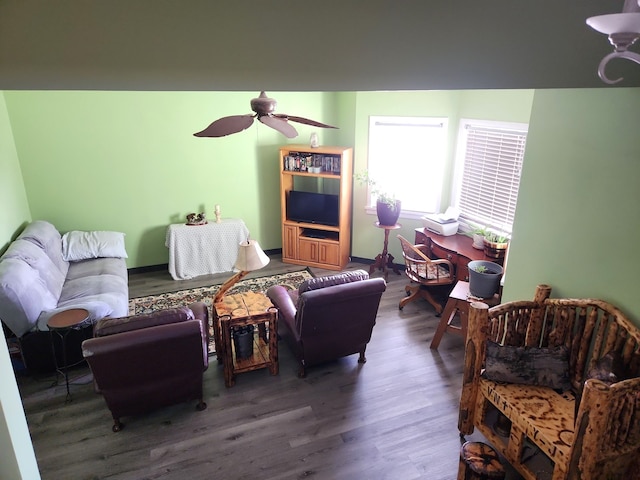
<box><xmin>587</xmin><ymin>0</ymin><xmax>640</xmax><ymax>84</ymax></box>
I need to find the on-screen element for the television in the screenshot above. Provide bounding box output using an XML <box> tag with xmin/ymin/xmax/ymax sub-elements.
<box><xmin>287</xmin><ymin>190</ymin><xmax>340</xmax><ymax>226</ymax></box>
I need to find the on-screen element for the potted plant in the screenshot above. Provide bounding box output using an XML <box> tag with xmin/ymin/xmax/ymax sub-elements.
<box><xmin>355</xmin><ymin>171</ymin><xmax>401</xmax><ymax>226</ymax></box>
<box><xmin>468</xmin><ymin>224</ymin><xmax>489</xmax><ymax>250</ymax></box>
<box><xmin>483</xmin><ymin>232</ymin><xmax>510</xmax><ymax>260</ymax></box>
<box><xmin>468</xmin><ymin>260</ymin><xmax>504</xmax><ymax>298</ymax></box>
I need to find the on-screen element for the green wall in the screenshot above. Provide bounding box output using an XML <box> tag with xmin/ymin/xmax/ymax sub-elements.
<box><xmin>2</xmin><ymin>87</ymin><xmax>638</xmax><ymax>323</ymax></box>
<box><xmin>350</xmin><ymin>90</ymin><xmax>535</xmax><ymax>267</ymax></box>
<box><xmin>3</xmin><ymin>91</ymin><xmax>340</xmax><ymax>267</ymax></box>
<box><xmin>0</xmin><ymin>93</ymin><xmax>30</xmax><ymax>253</ymax></box>
<box><xmin>504</xmin><ymin>88</ymin><xmax>640</xmax><ymax>317</ymax></box>
<box><xmin>0</xmin><ymin>93</ymin><xmax>40</xmax><ymax>480</ymax></box>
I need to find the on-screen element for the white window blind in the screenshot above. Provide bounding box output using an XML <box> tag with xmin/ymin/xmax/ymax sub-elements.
<box><xmin>367</xmin><ymin>116</ymin><xmax>447</xmax><ymax>215</ymax></box>
<box><xmin>453</xmin><ymin>120</ymin><xmax>528</xmax><ymax>234</ymax></box>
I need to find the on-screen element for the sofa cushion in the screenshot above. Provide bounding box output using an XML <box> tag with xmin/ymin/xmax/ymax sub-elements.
<box><xmin>298</xmin><ymin>269</ymin><xmax>369</xmax><ymax>294</ymax></box>
<box><xmin>62</xmin><ymin>230</ymin><xmax>128</xmax><ymax>262</ymax></box>
<box><xmin>2</xmin><ymin>239</ymin><xmax>65</xmax><ymax>301</ymax></box>
<box><xmin>93</xmin><ymin>306</ymin><xmax>195</xmax><ymax>337</ymax></box>
<box><xmin>17</xmin><ymin>220</ymin><xmax>69</xmax><ymax>278</ymax></box>
<box><xmin>0</xmin><ymin>258</ymin><xmax>58</xmax><ymax>336</ymax></box>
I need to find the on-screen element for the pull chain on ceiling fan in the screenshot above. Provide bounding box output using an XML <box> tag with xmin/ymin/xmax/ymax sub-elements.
<box><xmin>194</xmin><ymin>91</ymin><xmax>338</xmax><ymax>138</ymax></box>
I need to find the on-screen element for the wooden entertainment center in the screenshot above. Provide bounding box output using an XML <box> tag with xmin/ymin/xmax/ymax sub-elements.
<box><xmin>279</xmin><ymin>145</ymin><xmax>353</xmax><ymax>270</ymax></box>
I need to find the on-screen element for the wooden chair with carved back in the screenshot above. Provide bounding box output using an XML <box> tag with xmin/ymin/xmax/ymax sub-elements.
<box><xmin>397</xmin><ymin>234</ymin><xmax>455</xmax><ymax>315</ymax></box>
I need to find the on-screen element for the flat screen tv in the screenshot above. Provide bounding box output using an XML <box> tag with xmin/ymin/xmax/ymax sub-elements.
<box><xmin>287</xmin><ymin>190</ymin><xmax>340</xmax><ymax>226</ymax></box>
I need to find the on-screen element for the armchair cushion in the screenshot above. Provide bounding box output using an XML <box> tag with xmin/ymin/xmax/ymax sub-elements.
<box><xmin>484</xmin><ymin>340</ymin><xmax>571</xmax><ymax>392</ymax></box>
<box><xmin>298</xmin><ymin>269</ymin><xmax>369</xmax><ymax>294</ymax></box>
<box><xmin>94</xmin><ymin>306</ymin><xmax>195</xmax><ymax>337</ymax></box>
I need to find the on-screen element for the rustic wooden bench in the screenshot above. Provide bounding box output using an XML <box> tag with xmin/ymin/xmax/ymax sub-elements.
<box><xmin>458</xmin><ymin>284</ymin><xmax>640</xmax><ymax>480</ymax></box>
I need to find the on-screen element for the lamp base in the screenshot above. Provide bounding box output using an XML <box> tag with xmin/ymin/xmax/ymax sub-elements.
<box><xmin>213</xmin><ymin>270</ymin><xmax>249</xmax><ymax>304</ymax></box>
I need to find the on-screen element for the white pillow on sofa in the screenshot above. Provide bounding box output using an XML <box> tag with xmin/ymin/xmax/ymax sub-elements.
<box><xmin>62</xmin><ymin>231</ymin><xmax>128</xmax><ymax>262</ymax></box>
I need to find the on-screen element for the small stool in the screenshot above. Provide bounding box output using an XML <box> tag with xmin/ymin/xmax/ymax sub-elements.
<box><xmin>457</xmin><ymin>441</ymin><xmax>505</xmax><ymax>480</ymax></box>
<box><xmin>430</xmin><ymin>281</ymin><xmax>500</xmax><ymax>349</ymax></box>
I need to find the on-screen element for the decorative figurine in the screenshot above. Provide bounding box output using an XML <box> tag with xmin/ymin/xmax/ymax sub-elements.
<box><xmin>186</xmin><ymin>212</ymin><xmax>207</xmax><ymax>225</ymax></box>
<box><xmin>215</xmin><ymin>204</ymin><xmax>222</xmax><ymax>223</ymax></box>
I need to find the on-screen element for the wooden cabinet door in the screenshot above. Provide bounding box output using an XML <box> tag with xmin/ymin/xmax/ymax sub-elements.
<box><xmin>283</xmin><ymin>225</ymin><xmax>298</xmax><ymax>261</ymax></box>
<box><xmin>298</xmin><ymin>238</ymin><xmax>318</xmax><ymax>263</ymax></box>
<box><xmin>298</xmin><ymin>239</ymin><xmax>340</xmax><ymax>267</ymax></box>
<box><xmin>318</xmin><ymin>242</ymin><xmax>340</xmax><ymax>266</ymax></box>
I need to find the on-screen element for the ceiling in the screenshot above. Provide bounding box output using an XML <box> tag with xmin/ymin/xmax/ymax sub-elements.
<box><xmin>1</xmin><ymin>0</ymin><xmax>639</xmax><ymax>91</ymax></box>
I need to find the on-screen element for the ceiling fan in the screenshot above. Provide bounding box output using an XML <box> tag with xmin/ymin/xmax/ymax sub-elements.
<box><xmin>193</xmin><ymin>91</ymin><xmax>338</xmax><ymax>139</ymax></box>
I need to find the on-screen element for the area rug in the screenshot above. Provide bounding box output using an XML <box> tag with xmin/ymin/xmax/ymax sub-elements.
<box><xmin>128</xmin><ymin>268</ymin><xmax>313</xmax><ymax>354</ymax></box>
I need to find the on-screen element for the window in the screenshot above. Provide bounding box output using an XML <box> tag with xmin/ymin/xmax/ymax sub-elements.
<box><xmin>367</xmin><ymin>116</ymin><xmax>448</xmax><ymax>216</ymax></box>
<box><xmin>452</xmin><ymin>119</ymin><xmax>528</xmax><ymax>235</ymax></box>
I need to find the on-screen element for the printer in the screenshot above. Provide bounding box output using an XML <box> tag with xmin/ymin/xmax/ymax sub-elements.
<box><xmin>421</xmin><ymin>207</ymin><xmax>460</xmax><ymax>236</ymax></box>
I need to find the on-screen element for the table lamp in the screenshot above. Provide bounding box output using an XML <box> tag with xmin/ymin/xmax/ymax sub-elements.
<box><xmin>213</xmin><ymin>239</ymin><xmax>270</xmax><ymax>304</ymax></box>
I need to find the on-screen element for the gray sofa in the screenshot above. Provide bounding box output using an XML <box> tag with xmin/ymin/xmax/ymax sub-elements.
<box><xmin>0</xmin><ymin>220</ymin><xmax>129</xmax><ymax>371</ymax></box>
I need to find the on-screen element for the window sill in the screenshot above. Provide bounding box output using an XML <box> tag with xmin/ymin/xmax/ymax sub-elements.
<box><xmin>363</xmin><ymin>206</ymin><xmax>433</xmax><ymax>221</ymax></box>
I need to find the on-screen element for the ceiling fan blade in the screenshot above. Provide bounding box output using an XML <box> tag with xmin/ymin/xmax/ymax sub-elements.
<box><xmin>258</xmin><ymin>115</ymin><xmax>298</xmax><ymax>138</ymax></box>
<box><xmin>276</xmin><ymin>114</ymin><xmax>338</xmax><ymax>129</ymax></box>
<box><xmin>193</xmin><ymin>115</ymin><xmax>255</xmax><ymax>137</ymax></box>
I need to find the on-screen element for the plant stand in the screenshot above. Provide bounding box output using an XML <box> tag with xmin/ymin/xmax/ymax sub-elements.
<box><xmin>369</xmin><ymin>222</ymin><xmax>402</xmax><ymax>281</ymax></box>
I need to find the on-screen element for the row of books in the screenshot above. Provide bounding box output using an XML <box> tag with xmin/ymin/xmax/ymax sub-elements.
<box><xmin>283</xmin><ymin>152</ymin><xmax>341</xmax><ymax>174</ymax></box>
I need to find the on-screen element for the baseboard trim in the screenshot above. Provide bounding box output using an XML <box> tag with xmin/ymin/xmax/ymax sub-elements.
<box><xmin>127</xmin><ymin>248</ymin><xmax>284</xmax><ymax>275</ymax></box>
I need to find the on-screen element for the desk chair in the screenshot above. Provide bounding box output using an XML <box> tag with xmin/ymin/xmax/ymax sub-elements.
<box><xmin>397</xmin><ymin>235</ymin><xmax>455</xmax><ymax>315</ymax></box>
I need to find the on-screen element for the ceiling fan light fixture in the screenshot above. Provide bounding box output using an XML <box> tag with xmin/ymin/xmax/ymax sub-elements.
<box><xmin>194</xmin><ymin>91</ymin><xmax>338</xmax><ymax>139</ymax></box>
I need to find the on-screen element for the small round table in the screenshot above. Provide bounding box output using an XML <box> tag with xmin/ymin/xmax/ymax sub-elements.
<box><xmin>48</xmin><ymin>308</ymin><xmax>89</xmax><ymax>402</ymax></box>
<box><xmin>369</xmin><ymin>222</ymin><xmax>402</xmax><ymax>281</ymax></box>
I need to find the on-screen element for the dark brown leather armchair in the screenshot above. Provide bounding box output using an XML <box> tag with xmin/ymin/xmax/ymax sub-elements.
<box><xmin>81</xmin><ymin>302</ymin><xmax>209</xmax><ymax>432</ymax></box>
<box><xmin>266</xmin><ymin>270</ymin><xmax>386</xmax><ymax>377</ymax></box>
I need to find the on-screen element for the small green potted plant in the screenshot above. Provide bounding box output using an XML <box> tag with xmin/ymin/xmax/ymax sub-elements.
<box><xmin>483</xmin><ymin>232</ymin><xmax>510</xmax><ymax>260</ymax></box>
<box><xmin>468</xmin><ymin>224</ymin><xmax>490</xmax><ymax>250</ymax></box>
<box><xmin>468</xmin><ymin>260</ymin><xmax>504</xmax><ymax>298</ymax></box>
<box><xmin>355</xmin><ymin>171</ymin><xmax>401</xmax><ymax>226</ymax></box>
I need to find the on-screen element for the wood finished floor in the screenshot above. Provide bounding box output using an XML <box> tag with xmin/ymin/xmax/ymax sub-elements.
<box><xmin>17</xmin><ymin>257</ymin><xmax>519</xmax><ymax>480</ymax></box>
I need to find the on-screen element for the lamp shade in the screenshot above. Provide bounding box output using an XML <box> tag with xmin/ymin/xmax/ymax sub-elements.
<box><xmin>234</xmin><ymin>239</ymin><xmax>270</xmax><ymax>272</ymax></box>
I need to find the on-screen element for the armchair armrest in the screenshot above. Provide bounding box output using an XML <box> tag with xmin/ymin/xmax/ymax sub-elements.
<box><xmin>266</xmin><ymin>285</ymin><xmax>297</xmax><ymax>325</ymax></box>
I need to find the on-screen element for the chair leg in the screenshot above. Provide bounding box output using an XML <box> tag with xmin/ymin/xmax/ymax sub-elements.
<box><xmin>358</xmin><ymin>349</ymin><xmax>367</xmax><ymax>364</ymax></box>
<box><xmin>112</xmin><ymin>418</ymin><xmax>124</xmax><ymax>433</ymax></box>
<box><xmin>399</xmin><ymin>284</ymin><xmax>421</xmax><ymax>310</ymax></box>
<box><xmin>297</xmin><ymin>362</ymin><xmax>307</xmax><ymax>378</ymax></box>
<box><xmin>399</xmin><ymin>284</ymin><xmax>444</xmax><ymax>315</ymax></box>
<box><xmin>418</xmin><ymin>288</ymin><xmax>444</xmax><ymax>316</ymax></box>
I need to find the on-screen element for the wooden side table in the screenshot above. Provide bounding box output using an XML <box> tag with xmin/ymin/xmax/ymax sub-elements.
<box><xmin>369</xmin><ymin>222</ymin><xmax>402</xmax><ymax>281</ymax></box>
<box><xmin>430</xmin><ymin>281</ymin><xmax>500</xmax><ymax>349</ymax></box>
<box><xmin>48</xmin><ymin>308</ymin><xmax>90</xmax><ymax>402</ymax></box>
<box><xmin>213</xmin><ymin>291</ymin><xmax>278</xmax><ymax>387</ymax></box>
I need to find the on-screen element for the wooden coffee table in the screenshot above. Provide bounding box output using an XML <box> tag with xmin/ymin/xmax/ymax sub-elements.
<box><xmin>212</xmin><ymin>291</ymin><xmax>278</xmax><ymax>387</ymax></box>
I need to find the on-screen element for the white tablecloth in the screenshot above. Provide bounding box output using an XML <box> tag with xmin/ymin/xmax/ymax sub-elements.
<box><xmin>165</xmin><ymin>219</ymin><xmax>250</xmax><ymax>280</ymax></box>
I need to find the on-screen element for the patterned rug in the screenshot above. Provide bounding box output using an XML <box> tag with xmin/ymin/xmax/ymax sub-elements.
<box><xmin>128</xmin><ymin>268</ymin><xmax>313</xmax><ymax>354</ymax></box>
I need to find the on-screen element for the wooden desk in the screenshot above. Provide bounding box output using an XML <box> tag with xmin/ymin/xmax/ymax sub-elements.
<box><xmin>213</xmin><ymin>291</ymin><xmax>278</xmax><ymax>387</ymax></box>
<box><xmin>414</xmin><ymin>228</ymin><xmax>500</xmax><ymax>282</ymax></box>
